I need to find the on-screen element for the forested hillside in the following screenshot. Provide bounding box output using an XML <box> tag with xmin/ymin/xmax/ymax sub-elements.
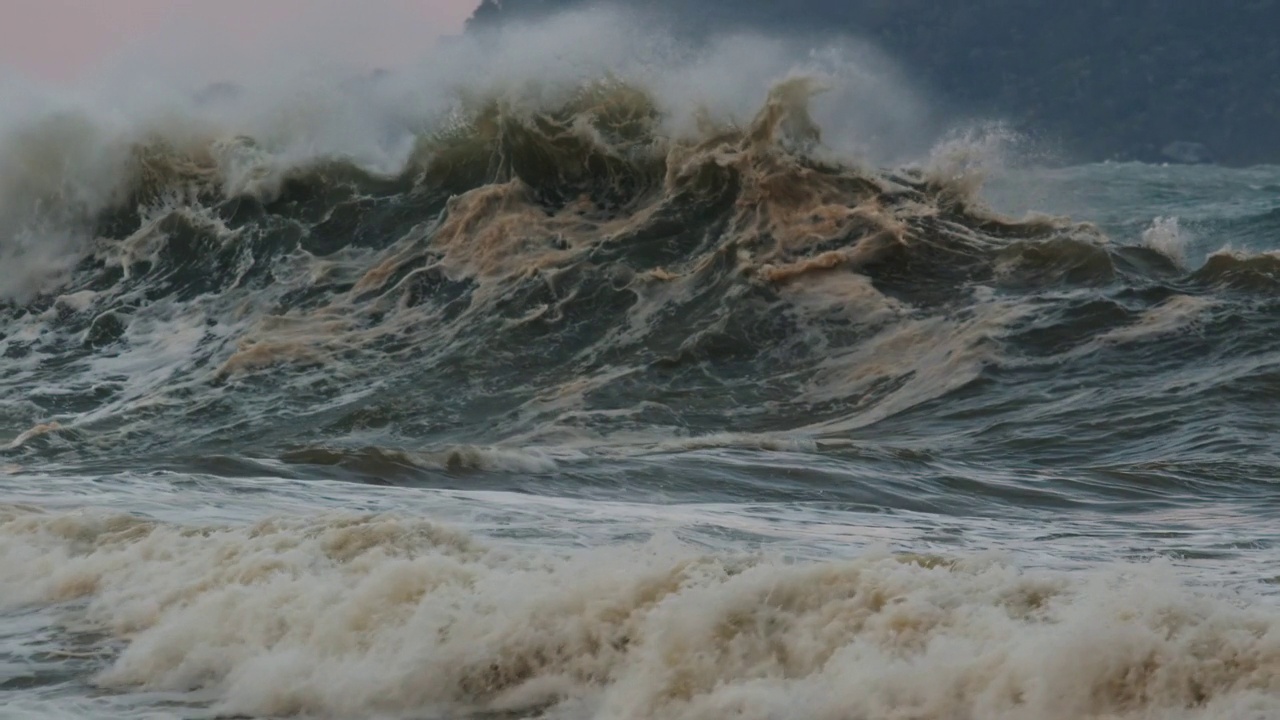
<box><xmin>467</xmin><ymin>0</ymin><xmax>1280</xmax><ymax>165</ymax></box>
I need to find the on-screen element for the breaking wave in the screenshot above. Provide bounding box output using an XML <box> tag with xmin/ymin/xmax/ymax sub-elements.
<box><xmin>3</xmin><ymin>69</ymin><xmax>1271</xmax><ymax>471</ymax></box>
<box><xmin>3</xmin><ymin>505</ymin><xmax>1279</xmax><ymax>720</ymax></box>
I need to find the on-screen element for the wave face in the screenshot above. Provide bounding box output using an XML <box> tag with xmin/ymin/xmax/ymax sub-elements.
<box><xmin>2</xmin><ymin>77</ymin><xmax>1276</xmax><ymax>497</ymax></box>
<box><xmin>1</xmin><ymin>11</ymin><xmax>1280</xmax><ymax>720</ymax></box>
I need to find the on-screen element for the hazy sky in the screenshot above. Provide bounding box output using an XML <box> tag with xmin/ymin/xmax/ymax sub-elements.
<box><xmin>0</xmin><ymin>0</ymin><xmax>477</xmax><ymax>83</ymax></box>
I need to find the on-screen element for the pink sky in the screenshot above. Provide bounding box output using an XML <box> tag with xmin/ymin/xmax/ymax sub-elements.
<box><xmin>0</xmin><ymin>0</ymin><xmax>478</xmax><ymax>83</ymax></box>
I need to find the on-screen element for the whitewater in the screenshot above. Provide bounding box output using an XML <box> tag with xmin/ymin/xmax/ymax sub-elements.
<box><xmin>1</xmin><ymin>9</ymin><xmax>1279</xmax><ymax>720</ymax></box>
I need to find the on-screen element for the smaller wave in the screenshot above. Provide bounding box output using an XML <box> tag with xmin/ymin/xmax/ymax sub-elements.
<box><xmin>1192</xmin><ymin>250</ymin><xmax>1280</xmax><ymax>291</ymax></box>
<box><xmin>2</xmin><ymin>422</ymin><xmax>69</xmax><ymax>453</ymax></box>
<box><xmin>280</xmin><ymin>444</ymin><xmax>569</xmax><ymax>476</ymax></box>
<box><xmin>1096</xmin><ymin>294</ymin><xmax>1215</xmax><ymax>346</ymax></box>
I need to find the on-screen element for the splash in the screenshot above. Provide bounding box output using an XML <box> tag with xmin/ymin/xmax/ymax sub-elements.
<box><xmin>1142</xmin><ymin>216</ymin><xmax>1189</xmax><ymax>268</ymax></box>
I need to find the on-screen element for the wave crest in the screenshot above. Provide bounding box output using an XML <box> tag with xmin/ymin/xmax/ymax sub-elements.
<box><xmin>0</xmin><ymin>73</ymin><xmax>1273</xmax><ymax>464</ymax></box>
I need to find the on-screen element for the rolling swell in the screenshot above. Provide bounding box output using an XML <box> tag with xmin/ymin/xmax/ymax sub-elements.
<box><xmin>0</xmin><ymin>77</ymin><xmax>1277</xmax><ymax>507</ymax></box>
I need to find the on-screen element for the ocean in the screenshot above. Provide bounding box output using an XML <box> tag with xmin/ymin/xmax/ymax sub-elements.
<box><xmin>1</xmin><ymin>22</ymin><xmax>1279</xmax><ymax>720</ymax></box>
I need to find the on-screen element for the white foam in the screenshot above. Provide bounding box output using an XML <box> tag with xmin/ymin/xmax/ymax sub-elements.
<box><xmin>921</xmin><ymin>122</ymin><xmax>1023</xmax><ymax>206</ymax></box>
<box><xmin>425</xmin><ymin>445</ymin><xmax>568</xmax><ymax>473</ymax></box>
<box><xmin>2</xmin><ymin>505</ymin><xmax>1278</xmax><ymax>719</ymax></box>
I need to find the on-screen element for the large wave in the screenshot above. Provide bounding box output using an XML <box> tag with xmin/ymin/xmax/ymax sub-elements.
<box><xmin>0</xmin><ymin>8</ymin><xmax>1275</xmax><ymax>494</ymax></box>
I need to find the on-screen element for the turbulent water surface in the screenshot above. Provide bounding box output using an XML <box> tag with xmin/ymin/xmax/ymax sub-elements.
<box><xmin>1</xmin><ymin>39</ymin><xmax>1279</xmax><ymax>720</ymax></box>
